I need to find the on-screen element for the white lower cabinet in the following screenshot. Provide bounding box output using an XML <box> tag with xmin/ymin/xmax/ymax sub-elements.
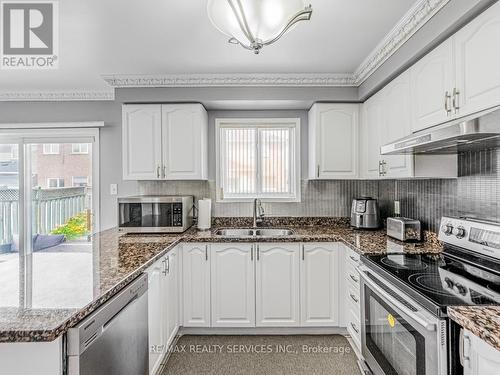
<box><xmin>300</xmin><ymin>243</ymin><xmax>340</xmax><ymax>326</ymax></box>
<box><xmin>210</xmin><ymin>243</ymin><xmax>255</xmax><ymax>327</ymax></box>
<box><xmin>255</xmin><ymin>243</ymin><xmax>301</xmax><ymax>327</ymax></box>
<box><xmin>463</xmin><ymin>329</ymin><xmax>500</xmax><ymax>375</ymax></box>
<box><xmin>342</xmin><ymin>244</ymin><xmax>362</xmax><ymax>351</ymax></box>
<box><xmin>146</xmin><ymin>249</ymin><xmax>179</xmax><ymax>375</ymax></box>
<box><xmin>182</xmin><ymin>243</ymin><xmax>211</xmax><ymax>327</ymax></box>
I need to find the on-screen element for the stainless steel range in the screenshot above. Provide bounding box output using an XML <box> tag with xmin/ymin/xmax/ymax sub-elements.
<box><xmin>358</xmin><ymin>216</ymin><xmax>500</xmax><ymax>375</ymax></box>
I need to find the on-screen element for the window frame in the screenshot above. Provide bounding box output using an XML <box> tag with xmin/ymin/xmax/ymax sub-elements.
<box><xmin>42</xmin><ymin>143</ymin><xmax>60</xmax><ymax>154</ymax></box>
<box><xmin>72</xmin><ymin>176</ymin><xmax>89</xmax><ymax>187</ymax></box>
<box><xmin>71</xmin><ymin>143</ymin><xmax>89</xmax><ymax>154</ymax></box>
<box><xmin>47</xmin><ymin>177</ymin><xmax>65</xmax><ymax>188</ymax></box>
<box><xmin>215</xmin><ymin>118</ymin><xmax>301</xmax><ymax>203</ymax></box>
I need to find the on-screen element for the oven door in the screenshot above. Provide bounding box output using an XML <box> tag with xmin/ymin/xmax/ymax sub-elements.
<box><xmin>358</xmin><ymin>265</ymin><xmax>447</xmax><ymax>375</ymax></box>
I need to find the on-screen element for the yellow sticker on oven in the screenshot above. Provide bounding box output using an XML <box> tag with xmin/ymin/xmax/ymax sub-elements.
<box><xmin>387</xmin><ymin>314</ymin><xmax>396</xmax><ymax>328</ymax></box>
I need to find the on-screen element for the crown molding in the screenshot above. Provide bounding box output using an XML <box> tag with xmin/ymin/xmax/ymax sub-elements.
<box><xmin>353</xmin><ymin>0</ymin><xmax>451</xmax><ymax>84</ymax></box>
<box><xmin>101</xmin><ymin>73</ymin><xmax>357</xmax><ymax>88</ymax></box>
<box><xmin>0</xmin><ymin>91</ymin><xmax>115</xmax><ymax>101</ymax></box>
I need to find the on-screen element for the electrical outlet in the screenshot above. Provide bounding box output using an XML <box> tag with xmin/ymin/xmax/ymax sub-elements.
<box><xmin>110</xmin><ymin>184</ymin><xmax>118</xmax><ymax>195</ymax></box>
<box><xmin>394</xmin><ymin>200</ymin><xmax>401</xmax><ymax>216</ymax></box>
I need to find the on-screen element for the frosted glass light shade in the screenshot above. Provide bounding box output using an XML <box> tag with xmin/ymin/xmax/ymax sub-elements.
<box><xmin>207</xmin><ymin>0</ymin><xmax>312</xmax><ymax>54</ymax></box>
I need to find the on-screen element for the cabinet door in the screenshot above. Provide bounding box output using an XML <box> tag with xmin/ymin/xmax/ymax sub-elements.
<box><xmin>161</xmin><ymin>104</ymin><xmax>207</xmax><ymax>180</ymax></box>
<box><xmin>255</xmin><ymin>243</ymin><xmax>300</xmax><ymax>327</ymax></box>
<box><xmin>463</xmin><ymin>329</ymin><xmax>500</xmax><ymax>375</ymax></box>
<box><xmin>410</xmin><ymin>39</ymin><xmax>454</xmax><ymax>132</ymax></box>
<box><xmin>455</xmin><ymin>2</ymin><xmax>500</xmax><ymax>117</ymax></box>
<box><xmin>165</xmin><ymin>249</ymin><xmax>179</xmax><ymax>346</ymax></box>
<box><xmin>360</xmin><ymin>96</ymin><xmax>383</xmax><ymax>179</ymax></box>
<box><xmin>300</xmin><ymin>243</ymin><xmax>339</xmax><ymax>326</ymax></box>
<box><xmin>146</xmin><ymin>259</ymin><xmax>165</xmax><ymax>375</ymax></box>
<box><xmin>381</xmin><ymin>71</ymin><xmax>415</xmax><ymax>178</ymax></box>
<box><xmin>211</xmin><ymin>244</ymin><xmax>255</xmax><ymax>327</ymax></box>
<box><xmin>122</xmin><ymin>104</ymin><xmax>162</xmax><ymax>180</ymax></box>
<box><xmin>309</xmin><ymin>104</ymin><xmax>359</xmax><ymax>179</ymax></box>
<box><xmin>182</xmin><ymin>243</ymin><xmax>211</xmax><ymax>327</ymax></box>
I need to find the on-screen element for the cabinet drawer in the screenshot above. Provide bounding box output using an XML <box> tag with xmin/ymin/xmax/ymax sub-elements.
<box><xmin>347</xmin><ymin>284</ymin><xmax>360</xmax><ymax>309</ymax></box>
<box><xmin>345</xmin><ymin>262</ymin><xmax>360</xmax><ymax>287</ymax></box>
<box><xmin>345</xmin><ymin>248</ymin><xmax>360</xmax><ymax>265</ymax></box>
<box><xmin>347</xmin><ymin>308</ymin><xmax>361</xmax><ymax>346</ymax></box>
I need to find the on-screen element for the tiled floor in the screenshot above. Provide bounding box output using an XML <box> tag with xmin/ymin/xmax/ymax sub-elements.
<box><xmin>161</xmin><ymin>335</ymin><xmax>360</xmax><ymax>375</ymax></box>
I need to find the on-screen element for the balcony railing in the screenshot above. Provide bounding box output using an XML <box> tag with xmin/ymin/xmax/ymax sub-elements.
<box><xmin>0</xmin><ymin>187</ymin><xmax>89</xmax><ymax>245</ymax></box>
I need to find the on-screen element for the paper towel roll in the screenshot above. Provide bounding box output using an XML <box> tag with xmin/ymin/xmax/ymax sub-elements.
<box><xmin>197</xmin><ymin>198</ymin><xmax>212</xmax><ymax>230</ymax></box>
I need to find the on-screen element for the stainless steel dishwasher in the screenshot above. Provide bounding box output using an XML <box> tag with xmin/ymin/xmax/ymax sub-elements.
<box><xmin>67</xmin><ymin>274</ymin><xmax>149</xmax><ymax>375</ymax></box>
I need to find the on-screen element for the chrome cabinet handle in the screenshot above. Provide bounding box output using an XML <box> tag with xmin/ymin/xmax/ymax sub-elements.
<box><xmin>251</xmin><ymin>244</ymin><xmax>254</xmax><ymax>261</ymax></box>
<box><xmin>162</xmin><ymin>258</ymin><xmax>167</xmax><ymax>275</ymax></box>
<box><xmin>166</xmin><ymin>256</ymin><xmax>170</xmax><ymax>274</ymax></box>
<box><xmin>157</xmin><ymin>165</ymin><xmax>160</xmax><ymax>178</ymax></box>
<box><xmin>317</xmin><ymin>165</ymin><xmax>320</xmax><ymax>179</ymax></box>
<box><xmin>445</xmin><ymin>91</ymin><xmax>452</xmax><ymax>114</ymax></box>
<box><xmin>349</xmin><ymin>274</ymin><xmax>359</xmax><ymax>283</ymax></box>
<box><xmin>349</xmin><ymin>293</ymin><xmax>359</xmax><ymax>303</ymax></box>
<box><xmin>460</xmin><ymin>329</ymin><xmax>471</xmax><ymax>368</ymax></box>
<box><xmin>349</xmin><ymin>255</ymin><xmax>358</xmax><ymax>263</ymax></box>
<box><xmin>205</xmin><ymin>245</ymin><xmax>208</xmax><ymax>261</ymax></box>
<box><xmin>350</xmin><ymin>322</ymin><xmax>359</xmax><ymax>334</ymax></box>
<box><xmin>302</xmin><ymin>245</ymin><xmax>305</xmax><ymax>261</ymax></box>
<box><xmin>453</xmin><ymin>88</ymin><xmax>460</xmax><ymax>113</ymax></box>
<box><xmin>163</xmin><ymin>165</ymin><xmax>167</xmax><ymax>178</ymax></box>
<box><xmin>257</xmin><ymin>245</ymin><xmax>260</xmax><ymax>261</ymax></box>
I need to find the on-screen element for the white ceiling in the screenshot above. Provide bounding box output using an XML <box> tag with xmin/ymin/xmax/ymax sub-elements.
<box><xmin>0</xmin><ymin>0</ymin><xmax>418</xmax><ymax>96</ymax></box>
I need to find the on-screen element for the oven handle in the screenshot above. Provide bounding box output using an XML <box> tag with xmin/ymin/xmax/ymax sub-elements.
<box><xmin>357</xmin><ymin>265</ymin><xmax>437</xmax><ymax>332</ymax></box>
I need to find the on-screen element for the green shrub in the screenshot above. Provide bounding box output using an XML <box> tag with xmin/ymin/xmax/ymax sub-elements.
<box><xmin>51</xmin><ymin>212</ymin><xmax>89</xmax><ymax>240</ymax></box>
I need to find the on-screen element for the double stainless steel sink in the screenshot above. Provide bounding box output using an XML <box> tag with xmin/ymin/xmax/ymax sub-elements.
<box><xmin>214</xmin><ymin>228</ymin><xmax>295</xmax><ymax>237</ymax></box>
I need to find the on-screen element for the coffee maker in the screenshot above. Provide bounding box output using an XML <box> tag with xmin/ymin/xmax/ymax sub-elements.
<box><xmin>350</xmin><ymin>197</ymin><xmax>380</xmax><ymax>229</ymax></box>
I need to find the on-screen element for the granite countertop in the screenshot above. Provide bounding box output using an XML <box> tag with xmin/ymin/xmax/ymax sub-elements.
<box><xmin>0</xmin><ymin>219</ymin><xmax>443</xmax><ymax>343</ymax></box>
<box><xmin>448</xmin><ymin>306</ymin><xmax>500</xmax><ymax>351</ymax></box>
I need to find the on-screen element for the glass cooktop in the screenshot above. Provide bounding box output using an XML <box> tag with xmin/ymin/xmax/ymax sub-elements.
<box><xmin>363</xmin><ymin>251</ymin><xmax>500</xmax><ymax>315</ymax></box>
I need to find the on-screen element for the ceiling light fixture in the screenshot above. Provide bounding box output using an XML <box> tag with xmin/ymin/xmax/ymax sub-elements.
<box><xmin>207</xmin><ymin>0</ymin><xmax>313</xmax><ymax>54</ymax></box>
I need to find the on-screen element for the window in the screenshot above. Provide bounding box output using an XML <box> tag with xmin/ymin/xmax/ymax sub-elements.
<box><xmin>71</xmin><ymin>143</ymin><xmax>89</xmax><ymax>154</ymax></box>
<box><xmin>43</xmin><ymin>144</ymin><xmax>60</xmax><ymax>154</ymax></box>
<box><xmin>47</xmin><ymin>178</ymin><xmax>65</xmax><ymax>188</ymax></box>
<box><xmin>216</xmin><ymin>118</ymin><xmax>300</xmax><ymax>202</ymax></box>
<box><xmin>72</xmin><ymin>176</ymin><xmax>88</xmax><ymax>187</ymax></box>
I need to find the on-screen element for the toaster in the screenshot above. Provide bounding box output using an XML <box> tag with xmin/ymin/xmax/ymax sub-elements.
<box><xmin>386</xmin><ymin>217</ymin><xmax>422</xmax><ymax>242</ymax></box>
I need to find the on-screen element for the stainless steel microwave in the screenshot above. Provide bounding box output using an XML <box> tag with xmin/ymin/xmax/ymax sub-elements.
<box><xmin>118</xmin><ymin>196</ymin><xmax>193</xmax><ymax>233</ymax></box>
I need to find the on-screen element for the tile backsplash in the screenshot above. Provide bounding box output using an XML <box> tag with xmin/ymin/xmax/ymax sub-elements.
<box><xmin>138</xmin><ymin>148</ymin><xmax>500</xmax><ymax>234</ymax></box>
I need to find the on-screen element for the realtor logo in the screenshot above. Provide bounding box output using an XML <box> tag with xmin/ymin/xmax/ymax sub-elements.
<box><xmin>1</xmin><ymin>0</ymin><xmax>58</xmax><ymax>69</ymax></box>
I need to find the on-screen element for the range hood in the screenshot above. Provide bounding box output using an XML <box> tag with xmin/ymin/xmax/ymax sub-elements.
<box><xmin>381</xmin><ymin>106</ymin><xmax>500</xmax><ymax>155</ymax></box>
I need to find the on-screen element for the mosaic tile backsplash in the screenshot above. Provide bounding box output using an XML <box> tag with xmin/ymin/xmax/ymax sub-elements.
<box><xmin>139</xmin><ymin>149</ymin><xmax>500</xmax><ymax>234</ymax></box>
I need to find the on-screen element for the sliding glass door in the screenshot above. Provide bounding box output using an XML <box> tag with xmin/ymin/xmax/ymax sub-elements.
<box><xmin>0</xmin><ymin>128</ymin><xmax>99</xmax><ymax>308</ymax></box>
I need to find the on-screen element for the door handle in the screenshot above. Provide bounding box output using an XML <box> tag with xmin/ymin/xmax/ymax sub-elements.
<box><xmin>205</xmin><ymin>245</ymin><xmax>208</xmax><ymax>261</ymax></box>
<box><xmin>350</xmin><ymin>322</ymin><xmax>359</xmax><ymax>334</ymax></box>
<box><xmin>302</xmin><ymin>244</ymin><xmax>305</xmax><ymax>261</ymax></box>
<box><xmin>251</xmin><ymin>244</ymin><xmax>254</xmax><ymax>261</ymax></box>
<box><xmin>317</xmin><ymin>165</ymin><xmax>320</xmax><ymax>179</ymax></box>
<box><xmin>453</xmin><ymin>88</ymin><xmax>460</xmax><ymax>113</ymax></box>
<box><xmin>349</xmin><ymin>293</ymin><xmax>359</xmax><ymax>303</ymax></box>
<box><xmin>163</xmin><ymin>165</ymin><xmax>167</xmax><ymax>178</ymax></box>
<box><xmin>349</xmin><ymin>274</ymin><xmax>359</xmax><ymax>283</ymax></box>
<box><xmin>257</xmin><ymin>244</ymin><xmax>260</xmax><ymax>261</ymax></box>
<box><xmin>445</xmin><ymin>91</ymin><xmax>452</xmax><ymax>115</ymax></box>
<box><xmin>162</xmin><ymin>258</ymin><xmax>167</xmax><ymax>275</ymax></box>
<box><xmin>157</xmin><ymin>165</ymin><xmax>161</xmax><ymax>178</ymax></box>
<box><xmin>349</xmin><ymin>255</ymin><xmax>358</xmax><ymax>263</ymax></box>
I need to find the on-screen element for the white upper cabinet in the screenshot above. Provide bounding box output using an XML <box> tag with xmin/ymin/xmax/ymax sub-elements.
<box><xmin>381</xmin><ymin>70</ymin><xmax>415</xmax><ymax>178</ymax></box>
<box><xmin>182</xmin><ymin>243</ymin><xmax>211</xmax><ymax>327</ymax></box>
<box><xmin>162</xmin><ymin>104</ymin><xmax>208</xmax><ymax>180</ymax></box>
<box><xmin>309</xmin><ymin>103</ymin><xmax>359</xmax><ymax>179</ymax></box>
<box><xmin>360</xmin><ymin>95</ymin><xmax>383</xmax><ymax>179</ymax></box>
<box><xmin>410</xmin><ymin>39</ymin><xmax>455</xmax><ymax>132</ymax></box>
<box><xmin>300</xmin><ymin>243</ymin><xmax>339</xmax><ymax>327</ymax></box>
<box><xmin>210</xmin><ymin>243</ymin><xmax>255</xmax><ymax>327</ymax></box>
<box><xmin>122</xmin><ymin>103</ymin><xmax>208</xmax><ymax>180</ymax></box>
<box><xmin>122</xmin><ymin>105</ymin><xmax>162</xmax><ymax>180</ymax></box>
<box><xmin>455</xmin><ymin>1</ymin><xmax>500</xmax><ymax>117</ymax></box>
<box><xmin>255</xmin><ymin>243</ymin><xmax>300</xmax><ymax>327</ymax></box>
